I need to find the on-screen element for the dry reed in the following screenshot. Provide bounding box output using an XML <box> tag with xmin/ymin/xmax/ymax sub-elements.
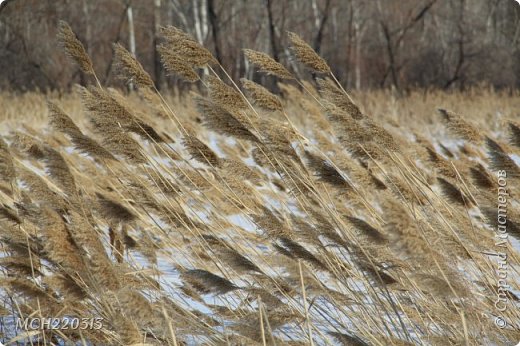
<box><xmin>0</xmin><ymin>22</ymin><xmax>518</xmax><ymax>346</ymax></box>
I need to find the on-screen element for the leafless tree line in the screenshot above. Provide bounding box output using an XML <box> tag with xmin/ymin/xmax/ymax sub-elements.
<box><xmin>0</xmin><ymin>0</ymin><xmax>519</xmax><ymax>92</ymax></box>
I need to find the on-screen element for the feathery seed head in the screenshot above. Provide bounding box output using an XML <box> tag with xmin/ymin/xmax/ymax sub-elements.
<box><xmin>158</xmin><ymin>44</ymin><xmax>199</xmax><ymax>82</ymax></box>
<box><xmin>288</xmin><ymin>32</ymin><xmax>330</xmax><ymax>73</ymax></box>
<box><xmin>57</xmin><ymin>21</ymin><xmax>95</xmax><ymax>75</ymax></box>
<box><xmin>195</xmin><ymin>96</ymin><xmax>259</xmax><ymax>142</ymax></box>
<box><xmin>207</xmin><ymin>75</ymin><xmax>248</xmax><ymax>111</ymax></box>
<box><xmin>486</xmin><ymin>137</ymin><xmax>520</xmax><ymax>176</ymax></box>
<box><xmin>509</xmin><ymin>121</ymin><xmax>520</xmax><ymax>148</ymax></box>
<box><xmin>438</xmin><ymin>108</ymin><xmax>482</xmax><ymax>143</ymax></box>
<box><xmin>47</xmin><ymin>101</ymin><xmax>83</xmax><ymax>138</ymax></box>
<box><xmin>159</xmin><ymin>26</ymin><xmax>217</xmax><ymax>67</ymax></box>
<box><xmin>0</xmin><ymin>138</ymin><xmax>15</xmax><ymax>186</ymax></box>
<box><xmin>243</xmin><ymin>49</ymin><xmax>294</xmax><ymax>79</ymax></box>
<box><xmin>317</xmin><ymin>78</ymin><xmax>362</xmax><ymax>119</ymax></box>
<box><xmin>113</xmin><ymin>43</ymin><xmax>155</xmax><ymax>89</ymax></box>
<box><xmin>241</xmin><ymin>78</ymin><xmax>283</xmax><ymax>112</ymax></box>
<box><xmin>183</xmin><ymin>134</ymin><xmax>221</xmax><ymax>167</ymax></box>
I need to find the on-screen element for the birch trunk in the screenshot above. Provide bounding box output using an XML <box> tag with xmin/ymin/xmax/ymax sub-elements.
<box><xmin>154</xmin><ymin>0</ymin><xmax>162</xmax><ymax>89</ymax></box>
<box><xmin>126</xmin><ymin>2</ymin><xmax>136</xmax><ymax>90</ymax></box>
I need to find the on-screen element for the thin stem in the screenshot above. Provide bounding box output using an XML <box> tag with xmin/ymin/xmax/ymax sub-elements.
<box><xmin>299</xmin><ymin>261</ymin><xmax>315</xmax><ymax>346</ymax></box>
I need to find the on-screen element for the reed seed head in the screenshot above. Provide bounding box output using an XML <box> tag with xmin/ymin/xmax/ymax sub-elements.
<box><xmin>243</xmin><ymin>49</ymin><xmax>294</xmax><ymax>79</ymax></box>
<box><xmin>57</xmin><ymin>20</ymin><xmax>95</xmax><ymax>75</ymax></box>
<box><xmin>288</xmin><ymin>32</ymin><xmax>331</xmax><ymax>73</ymax></box>
<box><xmin>113</xmin><ymin>43</ymin><xmax>155</xmax><ymax>89</ymax></box>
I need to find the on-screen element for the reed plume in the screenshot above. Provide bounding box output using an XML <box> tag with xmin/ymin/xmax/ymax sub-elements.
<box><xmin>383</xmin><ymin>198</ymin><xmax>432</xmax><ymax>260</ymax></box>
<box><xmin>207</xmin><ymin>75</ymin><xmax>248</xmax><ymax>111</ymax></box>
<box><xmin>41</xmin><ymin>147</ymin><xmax>77</xmax><ymax>197</ymax></box>
<box><xmin>195</xmin><ymin>96</ymin><xmax>259</xmax><ymax>142</ymax></box>
<box><xmin>480</xmin><ymin>205</ymin><xmax>520</xmax><ymax>239</ymax></box>
<box><xmin>202</xmin><ymin>235</ymin><xmax>263</xmax><ymax>274</ymax></box>
<box><xmin>17</xmin><ymin>167</ymin><xmax>65</xmax><ymax>211</ymax></box>
<box><xmin>39</xmin><ymin>207</ymin><xmax>86</xmax><ymax>272</ymax></box>
<box><xmin>0</xmin><ymin>138</ymin><xmax>15</xmax><ymax>187</ymax></box>
<box><xmin>113</xmin><ymin>43</ymin><xmax>155</xmax><ymax>89</ymax></box>
<box><xmin>0</xmin><ymin>18</ymin><xmax>518</xmax><ymax>346</ymax></box>
<box><xmin>322</xmin><ymin>102</ymin><xmax>370</xmax><ymax>144</ymax></box>
<box><xmin>317</xmin><ymin>78</ymin><xmax>363</xmax><ymax>119</ymax></box>
<box><xmin>304</xmin><ymin>151</ymin><xmax>351</xmax><ymax>189</ymax></box>
<box><xmin>288</xmin><ymin>32</ymin><xmax>330</xmax><ymax>73</ymax></box>
<box><xmin>182</xmin><ymin>269</ymin><xmax>239</xmax><ymax>295</ymax></box>
<box><xmin>329</xmin><ymin>331</ymin><xmax>369</xmax><ymax>346</ymax></box>
<box><xmin>469</xmin><ymin>163</ymin><xmax>495</xmax><ymax>190</ymax></box>
<box><xmin>159</xmin><ymin>25</ymin><xmax>217</xmax><ymax>67</ymax></box>
<box><xmin>275</xmin><ymin>237</ymin><xmax>327</xmax><ymax>271</ymax></box>
<box><xmin>509</xmin><ymin>121</ymin><xmax>520</xmax><ymax>148</ymax></box>
<box><xmin>0</xmin><ymin>204</ymin><xmax>21</xmax><ymax>224</ymax></box>
<box><xmin>243</xmin><ymin>49</ymin><xmax>294</xmax><ymax>79</ymax></box>
<box><xmin>47</xmin><ymin>101</ymin><xmax>117</xmax><ymax>161</ymax></box>
<box><xmin>240</xmin><ymin>78</ymin><xmax>283</xmax><ymax>112</ymax></box>
<box><xmin>57</xmin><ymin>21</ymin><xmax>95</xmax><ymax>75</ymax></box>
<box><xmin>158</xmin><ymin>44</ymin><xmax>200</xmax><ymax>82</ymax></box>
<box><xmin>486</xmin><ymin>137</ymin><xmax>520</xmax><ymax>176</ymax></box>
<box><xmin>81</xmin><ymin>86</ymin><xmax>161</xmax><ymax>141</ymax></box>
<box><xmin>437</xmin><ymin>177</ymin><xmax>474</xmax><ymax>207</ymax></box>
<box><xmin>96</xmin><ymin>192</ymin><xmax>136</xmax><ymax>224</ymax></box>
<box><xmin>47</xmin><ymin>101</ymin><xmax>83</xmax><ymax>137</ymax></box>
<box><xmin>183</xmin><ymin>134</ymin><xmax>221</xmax><ymax>167</ymax></box>
<box><xmin>438</xmin><ymin>108</ymin><xmax>481</xmax><ymax>143</ymax></box>
<box><xmin>346</xmin><ymin>216</ymin><xmax>387</xmax><ymax>245</ymax></box>
<box><xmin>425</xmin><ymin>146</ymin><xmax>456</xmax><ymax>179</ymax></box>
<box><xmin>252</xmin><ymin>207</ymin><xmax>290</xmax><ymax>239</ymax></box>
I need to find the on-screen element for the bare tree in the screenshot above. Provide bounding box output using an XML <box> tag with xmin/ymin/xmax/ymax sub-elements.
<box><xmin>377</xmin><ymin>0</ymin><xmax>438</xmax><ymax>90</ymax></box>
<box><xmin>444</xmin><ymin>0</ymin><xmax>466</xmax><ymax>89</ymax></box>
<box><xmin>1</xmin><ymin>0</ymin><xmax>519</xmax><ymax>91</ymax></box>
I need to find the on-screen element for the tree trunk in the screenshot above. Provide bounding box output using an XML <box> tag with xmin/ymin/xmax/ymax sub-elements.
<box><xmin>126</xmin><ymin>5</ymin><xmax>136</xmax><ymax>57</ymax></box>
<box><xmin>381</xmin><ymin>22</ymin><xmax>399</xmax><ymax>90</ymax></box>
<box><xmin>193</xmin><ymin>0</ymin><xmax>204</xmax><ymax>44</ymax></box>
<box><xmin>354</xmin><ymin>21</ymin><xmax>362</xmax><ymax>90</ymax></box>
<box><xmin>207</xmin><ymin>0</ymin><xmax>222</xmax><ymax>64</ymax></box>
<box><xmin>312</xmin><ymin>0</ymin><xmax>332</xmax><ymax>54</ymax></box>
<box><xmin>265</xmin><ymin>0</ymin><xmax>279</xmax><ymax>61</ymax></box>
<box><xmin>153</xmin><ymin>0</ymin><xmax>162</xmax><ymax>89</ymax></box>
<box><xmin>126</xmin><ymin>2</ymin><xmax>136</xmax><ymax>90</ymax></box>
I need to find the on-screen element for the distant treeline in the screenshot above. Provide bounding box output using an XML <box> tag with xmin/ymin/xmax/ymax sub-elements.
<box><xmin>0</xmin><ymin>0</ymin><xmax>519</xmax><ymax>92</ymax></box>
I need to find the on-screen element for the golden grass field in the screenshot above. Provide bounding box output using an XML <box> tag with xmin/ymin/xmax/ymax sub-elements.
<box><xmin>0</xmin><ymin>23</ymin><xmax>519</xmax><ymax>345</ymax></box>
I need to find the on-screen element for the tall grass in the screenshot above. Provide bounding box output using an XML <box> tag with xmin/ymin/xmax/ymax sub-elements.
<box><xmin>0</xmin><ymin>22</ymin><xmax>518</xmax><ymax>345</ymax></box>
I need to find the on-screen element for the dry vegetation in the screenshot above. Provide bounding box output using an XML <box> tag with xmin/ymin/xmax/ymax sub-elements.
<box><xmin>0</xmin><ymin>21</ymin><xmax>519</xmax><ymax>345</ymax></box>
